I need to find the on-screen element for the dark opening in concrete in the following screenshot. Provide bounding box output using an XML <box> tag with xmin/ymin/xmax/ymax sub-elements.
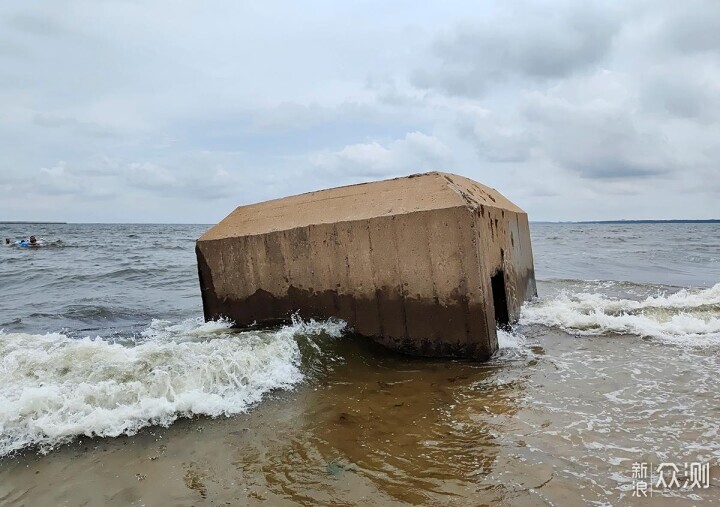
<box><xmin>491</xmin><ymin>270</ymin><xmax>509</xmax><ymax>329</ymax></box>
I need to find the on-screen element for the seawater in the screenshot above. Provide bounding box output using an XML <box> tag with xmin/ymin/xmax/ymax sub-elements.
<box><xmin>0</xmin><ymin>222</ymin><xmax>718</xmax><ymax>505</ymax></box>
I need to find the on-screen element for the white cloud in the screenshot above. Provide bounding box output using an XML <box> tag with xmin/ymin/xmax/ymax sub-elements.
<box><xmin>0</xmin><ymin>0</ymin><xmax>718</xmax><ymax>222</ymax></box>
<box><xmin>27</xmin><ymin>162</ymin><xmax>116</xmax><ymax>199</ymax></box>
<box><xmin>310</xmin><ymin>132</ymin><xmax>454</xmax><ymax>180</ymax></box>
<box><xmin>125</xmin><ymin>163</ymin><xmax>179</xmax><ymax>191</ymax></box>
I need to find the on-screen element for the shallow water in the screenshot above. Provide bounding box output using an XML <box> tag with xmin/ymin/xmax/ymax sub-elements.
<box><xmin>0</xmin><ymin>222</ymin><xmax>719</xmax><ymax>505</ymax></box>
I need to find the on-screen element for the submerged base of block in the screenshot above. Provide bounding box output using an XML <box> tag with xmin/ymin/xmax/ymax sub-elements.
<box><xmin>200</xmin><ymin>285</ymin><xmax>497</xmax><ymax>361</ymax></box>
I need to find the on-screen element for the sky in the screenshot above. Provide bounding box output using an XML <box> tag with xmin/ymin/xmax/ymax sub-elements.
<box><xmin>0</xmin><ymin>0</ymin><xmax>718</xmax><ymax>223</ymax></box>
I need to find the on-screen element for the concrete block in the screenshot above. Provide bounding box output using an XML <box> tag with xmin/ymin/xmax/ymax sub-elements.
<box><xmin>196</xmin><ymin>172</ymin><xmax>536</xmax><ymax>360</ymax></box>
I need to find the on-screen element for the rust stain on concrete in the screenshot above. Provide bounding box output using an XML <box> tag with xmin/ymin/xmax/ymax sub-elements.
<box><xmin>196</xmin><ymin>171</ymin><xmax>536</xmax><ymax>361</ymax></box>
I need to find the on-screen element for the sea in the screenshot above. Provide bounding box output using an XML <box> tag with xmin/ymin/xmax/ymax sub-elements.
<box><xmin>0</xmin><ymin>222</ymin><xmax>718</xmax><ymax>505</ymax></box>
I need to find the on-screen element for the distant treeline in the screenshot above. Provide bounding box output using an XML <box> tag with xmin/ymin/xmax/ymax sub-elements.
<box><xmin>0</xmin><ymin>221</ymin><xmax>67</xmax><ymax>224</ymax></box>
<box><xmin>534</xmin><ymin>219</ymin><xmax>720</xmax><ymax>224</ymax></box>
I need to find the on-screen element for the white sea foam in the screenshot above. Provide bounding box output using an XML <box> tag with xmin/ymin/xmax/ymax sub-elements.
<box><xmin>521</xmin><ymin>282</ymin><xmax>720</xmax><ymax>343</ymax></box>
<box><xmin>0</xmin><ymin>316</ymin><xmax>345</xmax><ymax>456</ymax></box>
<box><xmin>497</xmin><ymin>328</ymin><xmax>525</xmax><ymax>349</ymax></box>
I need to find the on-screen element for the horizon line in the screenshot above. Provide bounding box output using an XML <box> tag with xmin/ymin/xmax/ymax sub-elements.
<box><xmin>2</xmin><ymin>218</ymin><xmax>720</xmax><ymax>226</ymax></box>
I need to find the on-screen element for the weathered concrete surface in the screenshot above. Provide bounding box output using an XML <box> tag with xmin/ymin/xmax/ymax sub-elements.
<box><xmin>196</xmin><ymin>172</ymin><xmax>536</xmax><ymax>360</ymax></box>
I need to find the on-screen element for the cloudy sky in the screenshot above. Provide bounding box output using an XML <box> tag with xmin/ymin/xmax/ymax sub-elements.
<box><xmin>1</xmin><ymin>0</ymin><xmax>718</xmax><ymax>223</ymax></box>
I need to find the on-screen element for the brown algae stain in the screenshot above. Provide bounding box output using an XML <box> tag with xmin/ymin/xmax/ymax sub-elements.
<box><xmin>184</xmin><ymin>467</ymin><xmax>208</xmax><ymax>498</ymax></box>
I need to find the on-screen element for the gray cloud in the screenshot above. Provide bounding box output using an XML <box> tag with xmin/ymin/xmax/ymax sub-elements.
<box><xmin>0</xmin><ymin>1</ymin><xmax>718</xmax><ymax>222</ymax></box>
<box><xmin>33</xmin><ymin>113</ymin><xmax>119</xmax><ymax>139</ymax></box>
<box><xmin>521</xmin><ymin>86</ymin><xmax>677</xmax><ymax>180</ymax></box>
<box><xmin>5</xmin><ymin>11</ymin><xmax>69</xmax><ymax>38</ymax></box>
<box><xmin>657</xmin><ymin>1</ymin><xmax>720</xmax><ymax>55</ymax></box>
<box><xmin>638</xmin><ymin>59</ymin><xmax>720</xmax><ymax>123</ymax></box>
<box><xmin>456</xmin><ymin>109</ymin><xmax>535</xmax><ymax>163</ymax></box>
<box><xmin>412</xmin><ymin>2</ymin><xmax>620</xmax><ymax>97</ymax></box>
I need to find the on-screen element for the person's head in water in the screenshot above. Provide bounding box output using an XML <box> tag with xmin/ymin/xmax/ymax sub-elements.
<box><xmin>4</xmin><ymin>238</ymin><xmax>9</xmax><ymax>245</ymax></box>
<box><xmin>29</xmin><ymin>236</ymin><xmax>36</xmax><ymax>244</ymax></box>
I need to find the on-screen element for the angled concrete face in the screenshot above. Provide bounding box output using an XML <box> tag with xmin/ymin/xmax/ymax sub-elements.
<box><xmin>196</xmin><ymin>172</ymin><xmax>536</xmax><ymax>361</ymax></box>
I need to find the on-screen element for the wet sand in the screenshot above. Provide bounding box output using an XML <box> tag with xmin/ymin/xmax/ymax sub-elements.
<box><xmin>1</xmin><ymin>328</ymin><xmax>718</xmax><ymax>506</ymax></box>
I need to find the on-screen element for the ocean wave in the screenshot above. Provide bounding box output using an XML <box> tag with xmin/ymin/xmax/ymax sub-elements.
<box><xmin>493</xmin><ymin>327</ymin><xmax>530</xmax><ymax>362</ymax></box>
<box><xmin>497</xmin><ymin>328</ymin><xmax>525</xmax><ymax>349</ymax></box>
<box><xmin>0</xmin><ymin>316</ymin><xmax>346</xmax><ymax>456</ymax></box>
<box><xmin>521</xmin><ymin>282</ymin><xmax>720</xmax><ymax>343</ymax></box>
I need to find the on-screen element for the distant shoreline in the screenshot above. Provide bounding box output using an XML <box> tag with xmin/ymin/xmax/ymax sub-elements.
<box><xmin>533</xmin><ymin>219</ymin><xmax>720</xmax><ymax>224</ymax></box>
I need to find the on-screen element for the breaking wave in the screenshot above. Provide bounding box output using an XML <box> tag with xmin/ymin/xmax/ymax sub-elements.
<box><xmin>0</xmin><ymin>316</ymin><xmax>346</xmax><ymax>456</ymax></box>
<box><xmin>496</xmin><ymin>328</ymin><xmax>525</xmax><ymax>349</ymax></box>
<box><xmin>521</xmin><ymin>282</ymin><xmax>720</xmax><ymax>343</ymax></box>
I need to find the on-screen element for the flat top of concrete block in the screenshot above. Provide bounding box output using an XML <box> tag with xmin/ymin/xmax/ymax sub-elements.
<box><xmin>199</xmin><ymin>171</ymin><xmax>524</xmax><ymax>241</ymax></box>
